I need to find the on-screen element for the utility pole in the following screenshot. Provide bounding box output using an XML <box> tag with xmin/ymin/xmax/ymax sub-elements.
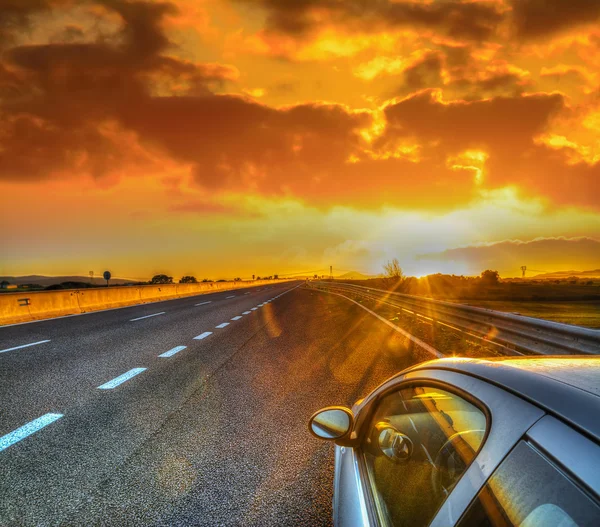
<box><xmin>89</xmin><ymin>271</ymin><xmax>94</xmax><ymax>285</ymax></box>
<box><xmin>521</xmin><ymin>266</ymin><xmax>527</xmax><ymax>278</ymax></box>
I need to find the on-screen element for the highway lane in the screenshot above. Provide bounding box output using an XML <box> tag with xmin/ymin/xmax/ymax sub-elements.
<box><xmin>0</xmin><ymin>282</ymin><xmax>293</xmax><ymax>429</ymax></box>
<box><xmin>1</xmin><ymin>285</ymin><xmax>420</xmax><ymax>526</ymax></box>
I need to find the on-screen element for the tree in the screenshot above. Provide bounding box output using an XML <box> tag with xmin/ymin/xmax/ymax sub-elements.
<box><xmin>234</xmin><ymin>277</ymin><xmax>241</xmax><ymax>282</ymax></box>
<box><xmin>273</xmin><ymin>274</ymin><xmax>278</xmax><ymax>279</ymax></box>
<box><xmin>313</xmin><ymin>274</ymin><xmax>318</xmax><ymax>279</ymax></box>
<box><xmin>202</xmin><ymin>279</ymin><xmax>213</xmax><ymax>282</ymax></box>
<box><xmin>480</xmin><ymin>270</ymin><xmax>500</xmax><ymax>286</ymax></box>
<box><xmin>179</xmin><ymin>276</ymin><xmax>197</xmax><ymax>283</ymax></box>
<box><xmin>252</xmin><ymin>274</ymin><xmax>255</xmax><ymax>280</ymax></box>
<box><xmin>0</xmin><ymin>280</ymin><xmax>9</xmax><ymax>289</ymax></box>
<box><xmin>151</xmin><ymin>274</ymin><xmax>173</xmax><ymax>284</ymax></box>
<box><xmin>383</xmin><ymin>258</ymin><xmax>404</xmax><ymax>279</ymax></box>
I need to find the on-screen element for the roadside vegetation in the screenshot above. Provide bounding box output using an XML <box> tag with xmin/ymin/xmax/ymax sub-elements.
<box><xmin>333</xmin><ymin>259</ymin><xmax>600</xmax><ymax>328</ymax></box>
<box><xmin>0</xmin><ymin>273</ymin><xmax>282</xmax><ymax>293</ymax></box>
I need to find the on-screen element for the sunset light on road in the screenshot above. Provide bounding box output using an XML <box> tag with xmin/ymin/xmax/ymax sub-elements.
<box><xmin>1</xmin><ymin>4</ymin><xmax>600</xmax><ymax>526</ymax></box>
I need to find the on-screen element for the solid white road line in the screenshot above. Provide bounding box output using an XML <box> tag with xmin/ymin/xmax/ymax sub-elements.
<box><xmin>97</xmin><ymin>368</ymin><xmax>146</xmax><ymax>389</ymax></box>
<box><xmin>159</xmin><ymin>345</ymin><xmax>187</xmax><ymax>358</ymax></box>
<box><xmin>242</xmin><ymin>311</ymin><xmax>251</xmax><ymax>315</ymax></box>
<box><xmin>231</xmin><ymin>316</ymin><xmax>242</xmax><ymax>321</ymax></box>
<box><xmin>226</xmin><ymin>295</ymin><xmax>236</xmax><ymax>299</ymax></box>
<box><xmin>215</xmin><ymin>322</ymin><xmax>230</xmax><ymax>328</ymax></box>
<box><xmin>0</xmin><ymin>413</ymin><xmax>63</xmax><ymax>453</ymax></box>
<box><xmin>0</xmin><ymin>339</ymin><xmax>51</xmax><ymax>354</ymax></box>
<box><xmin>194</xmin><ymin>332</ymin><xmax>213</xmax><ymax>340</ymax></box>
<box><xmin>196</xmin><ymin>301</ymin><xmax>212</xmax><ymax>306</ymax></box>
<box><xmin>130</xmin><ymin>312</ymin><xmax>165</xmax><ymax>322</ymax></box>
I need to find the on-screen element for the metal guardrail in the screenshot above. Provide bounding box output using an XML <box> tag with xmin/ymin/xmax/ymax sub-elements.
<box><xmin>311</xmin><ymin>281</ymin><xmax>600</xmax><ymax>356</ymax></box>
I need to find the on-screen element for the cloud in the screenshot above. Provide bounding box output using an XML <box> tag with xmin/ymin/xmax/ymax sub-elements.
<box><xmin>377</xmin><ymin>90</ymin><xmax>600</xmax><ymax>208</ymax></box>
<box><xmin>419</xmin><ymin>236</ymin><xmax>600</xmax><ymax>276</ymax></box>
<box><xmin>0</xmin><ymin>0</ymin><xmax>57</xmax><ymax>48</ymax></box>
<box><xmin>236</xmin><ymin>0</ymin><xmax>505</xmax><ymax>42</ymax></box>
<box><xmin>0</xmin><ymin>0</ymin><xmax>598</xmax><ymax>213</ymax></box>
<box><xmin>402</xmin><ymin>51</ymin><xmax>444</xmax><ymax>91</ymax></box>
<box><xmin>0</xmin><ymin>0</ymin><xmax>238</xmax><ymax>182</ymax></box>
<box><xmin>510</xmin><ymin>0</ymin><xmax>600</xmax><ymax>40</ymax></box>
<box><xmin>381</xmin><ymin>90</ymin><xmax>563</xmax><ymax>154</ymax></box>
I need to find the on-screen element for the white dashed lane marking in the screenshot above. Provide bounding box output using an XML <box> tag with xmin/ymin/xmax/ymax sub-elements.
<box><xmin>0</xmin><ymin>413</ymin><xmax>63</xmax><ymax>453</ymax></box>
<box><xmin>196</xmin><ymin>301</ymin><xmax>211</xmax><ymax>306</ymax></box>
<box><xmin>231</xmin><ymin>316</ymin><xmax>242</xmax><ymax>321</ymax></box>
<box><xmin>159</xmin><ymin>345</ymin><xmax>187</xmax><ymax>358</ymax></box>
<box><xmin>130</xmin><ymin>312</ymin><xmax>165</xmax><ymax>322</ymax></box>
<box><xmin>97</xmin><ymin>368</ymin><xmax>147</xmax><ymax>389</ymax></box>
<box><xmin>215</xmin><ymin>323</ymin><xmax>230</xmax><ymax>329</ymax></box>
<box><xmin>251</xmin><ymin>307</ymin><xmax>258</xmax><ymax>311</ymax></box>
<box><xmin>194</xmin><ymin>332</ymin><xmax>213</xmax><ymax>340</ymax></box>
<box><xmin>0</xmin><ymin>340</ymin><xmax>51</xmax><ymax>354</ymax></box>
<box><xmin>242</xmin><ymin>311</ymin><xmax>251</xmax><ymax>315</ymax></box>
<box><xmin>226</xmin><ymin>295</ymin><xmax>236</xmax><ymax>299</ymax></box>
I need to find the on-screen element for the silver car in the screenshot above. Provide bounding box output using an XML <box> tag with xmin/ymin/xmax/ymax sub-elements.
<box><xmin>309</xmin><ymin>356</ymin><xmax>600</xmax><ymax>527</ymax></box>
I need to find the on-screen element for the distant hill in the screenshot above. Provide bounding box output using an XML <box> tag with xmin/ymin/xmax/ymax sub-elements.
<box><xmin>336</xmin><ymin>271</ymin><xmax>377</xmax><ymax>280</ymax></box>
<box><xmin>532</xmin><ymin>269</ymin><xmax>600</xmax><ymax>280</ymax></box>
<box><xmin>0</xmin><ymin>275</ymin><xmax>139</xmax><ymax>286</ymax></box>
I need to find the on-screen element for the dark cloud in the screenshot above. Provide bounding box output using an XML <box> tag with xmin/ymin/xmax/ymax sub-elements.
<box><xmin>0</xmin><ymin>0</ymin><xmax>55</xmax><ymax>48</ymax></box>
<box><xmin>120</xmin><ymin>95</ymin><xmax>371</xmax><ymax>191</ymax></box>
<box><xmin>419</xmin><ymin>237</ymin><xmax>600</xmax><ymax>275</ymax></box>
<box><xmin>0</xmin><ymin>0</ymin><xmax>238</xmax><ymax>181</ymax></box>
<box><xmin>510</xmin><ymin>0</ymin><xmax>600</xmax><ymax>39</ymax></box>
<box><xmin>403</xmin><ymin>52</ymin><xmax>444</xmax><ymax>91</ymax></box>
<box><xmin>389</xmin><ymin>51</ymin><xmax>529</xmax><ymax>99</ymax></box>
<box><xmin>381</xmin><ymin>90</ymin><xmax>564</xmax><ymax>155</ymax></box>
<box><xmin>237</xmin><ymin>0</ymin><xmax>505</xmax><ymax>41</ymax></box>
<box><xmin>0</xmin><ymin>0</ymin><xmax>598</xmax><ymax>213</ymax></box>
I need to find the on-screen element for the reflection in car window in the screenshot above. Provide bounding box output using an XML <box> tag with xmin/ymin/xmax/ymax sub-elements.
<box><xmin>457</xmin><ymin>441</ymin><xmax>600</xmax><ymax>527</ymax></box>
<box><xmin>362</xmin><ymin>386</ymin><xmax>487</xmax><ymax>527</ymax></box>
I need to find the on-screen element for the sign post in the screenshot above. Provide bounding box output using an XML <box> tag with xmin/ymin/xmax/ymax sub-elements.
<box><xmin>103</xmin><ymin>271</ymin><xmax>111</xmax><ymax>287</ymax></box>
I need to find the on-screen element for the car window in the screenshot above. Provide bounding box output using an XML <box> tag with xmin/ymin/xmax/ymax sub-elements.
<box><xmin>456</xmin><ymin>440</ymin><xmax>600</xmax><ymax>527</ymax></box>
<box><xmin>361</xmin><ymin>385</ymin><xmax>487</xmax><ymax>527</ymax></box>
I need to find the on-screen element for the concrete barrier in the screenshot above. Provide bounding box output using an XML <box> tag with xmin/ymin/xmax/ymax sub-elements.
<box><xmin>77</xmin><ymin>286</ymin><xmax>142</xmax><ymax>312</ymax></box>
<box><xmin>2</xmin><ymin>290</ymin><xmax>82</xmax><ymax>323</ymax></box>
<box><xmin>139</xmin><ymin>285</ymin><xmax>177</xmax><ymax>302</ymax></box>
<box><xmin>0</xmin><ymin>279</ymin><xmax>294</xmax><ymax>325</ymax></box>
<box><xmin>0</xmin><ymin>293</ymin><xmax>34</xmax><ymax>324</ymax></box>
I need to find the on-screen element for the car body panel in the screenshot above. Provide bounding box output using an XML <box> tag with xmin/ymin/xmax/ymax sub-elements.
<box><xmin>403</xmin><ymin>357</ymin><xmax>600</xmax><ymax>441</ymax></box>
<box><xmin>330</xmin><ymin>357</ymin><xmax>600</xmax><ymax>527</ymax></box>
<box><xmin>334</xmin><ymin>368</ymin><xmax>545</xmax><ymax>526</ymax></box>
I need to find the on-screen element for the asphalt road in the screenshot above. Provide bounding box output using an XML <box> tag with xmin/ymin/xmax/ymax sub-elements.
<box><xmin>0</xmin><ymin>283</ymin><xmax>418</xmax><ymax>526</ymax></box>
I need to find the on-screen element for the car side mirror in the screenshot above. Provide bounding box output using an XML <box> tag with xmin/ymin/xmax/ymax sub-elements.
<box><xmin>309</xmin><ymin>406</ymin><xmax>354</xmax><ymax>440</ymax></box>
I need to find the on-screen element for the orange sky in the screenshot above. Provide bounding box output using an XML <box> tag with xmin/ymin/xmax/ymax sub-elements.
<box><xmin>1</xmin><ymin>0</ymin><xmax>599</xmax><ymax>280</ymax></box>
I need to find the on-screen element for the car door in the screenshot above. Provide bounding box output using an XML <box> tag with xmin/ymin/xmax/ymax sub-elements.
<box><xmin>336</xmin><ymin>368</ymin><xmax>546</xmax><ymax>527</ymax></box>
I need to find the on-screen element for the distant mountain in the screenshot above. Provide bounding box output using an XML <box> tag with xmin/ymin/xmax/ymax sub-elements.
<box><xmin>532</xmin><ymin>269</ymin><xmax>600</xmax><ymax>279</ymax></box>
<box><xmin>0</xmin><ymin>275</ymin><xmax>139</xmax><ymax>286</ymax></box>
<box><xmin>336</xmin><ymin>271</ymin><xmax>377</xmax><ymax>280</ymax></box>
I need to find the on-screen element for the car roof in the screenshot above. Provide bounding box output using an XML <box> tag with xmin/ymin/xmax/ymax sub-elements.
<box><xmin>409</xmin><ymin>356</ymin><xmax>600</xmax><ymax>443</ymax></box>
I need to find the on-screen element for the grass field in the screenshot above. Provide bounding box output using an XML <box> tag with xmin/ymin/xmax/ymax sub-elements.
<box><xmin>457</xmin><ymin>300</ymin><xmax>600</xmax><ymax>329</ymax></box>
